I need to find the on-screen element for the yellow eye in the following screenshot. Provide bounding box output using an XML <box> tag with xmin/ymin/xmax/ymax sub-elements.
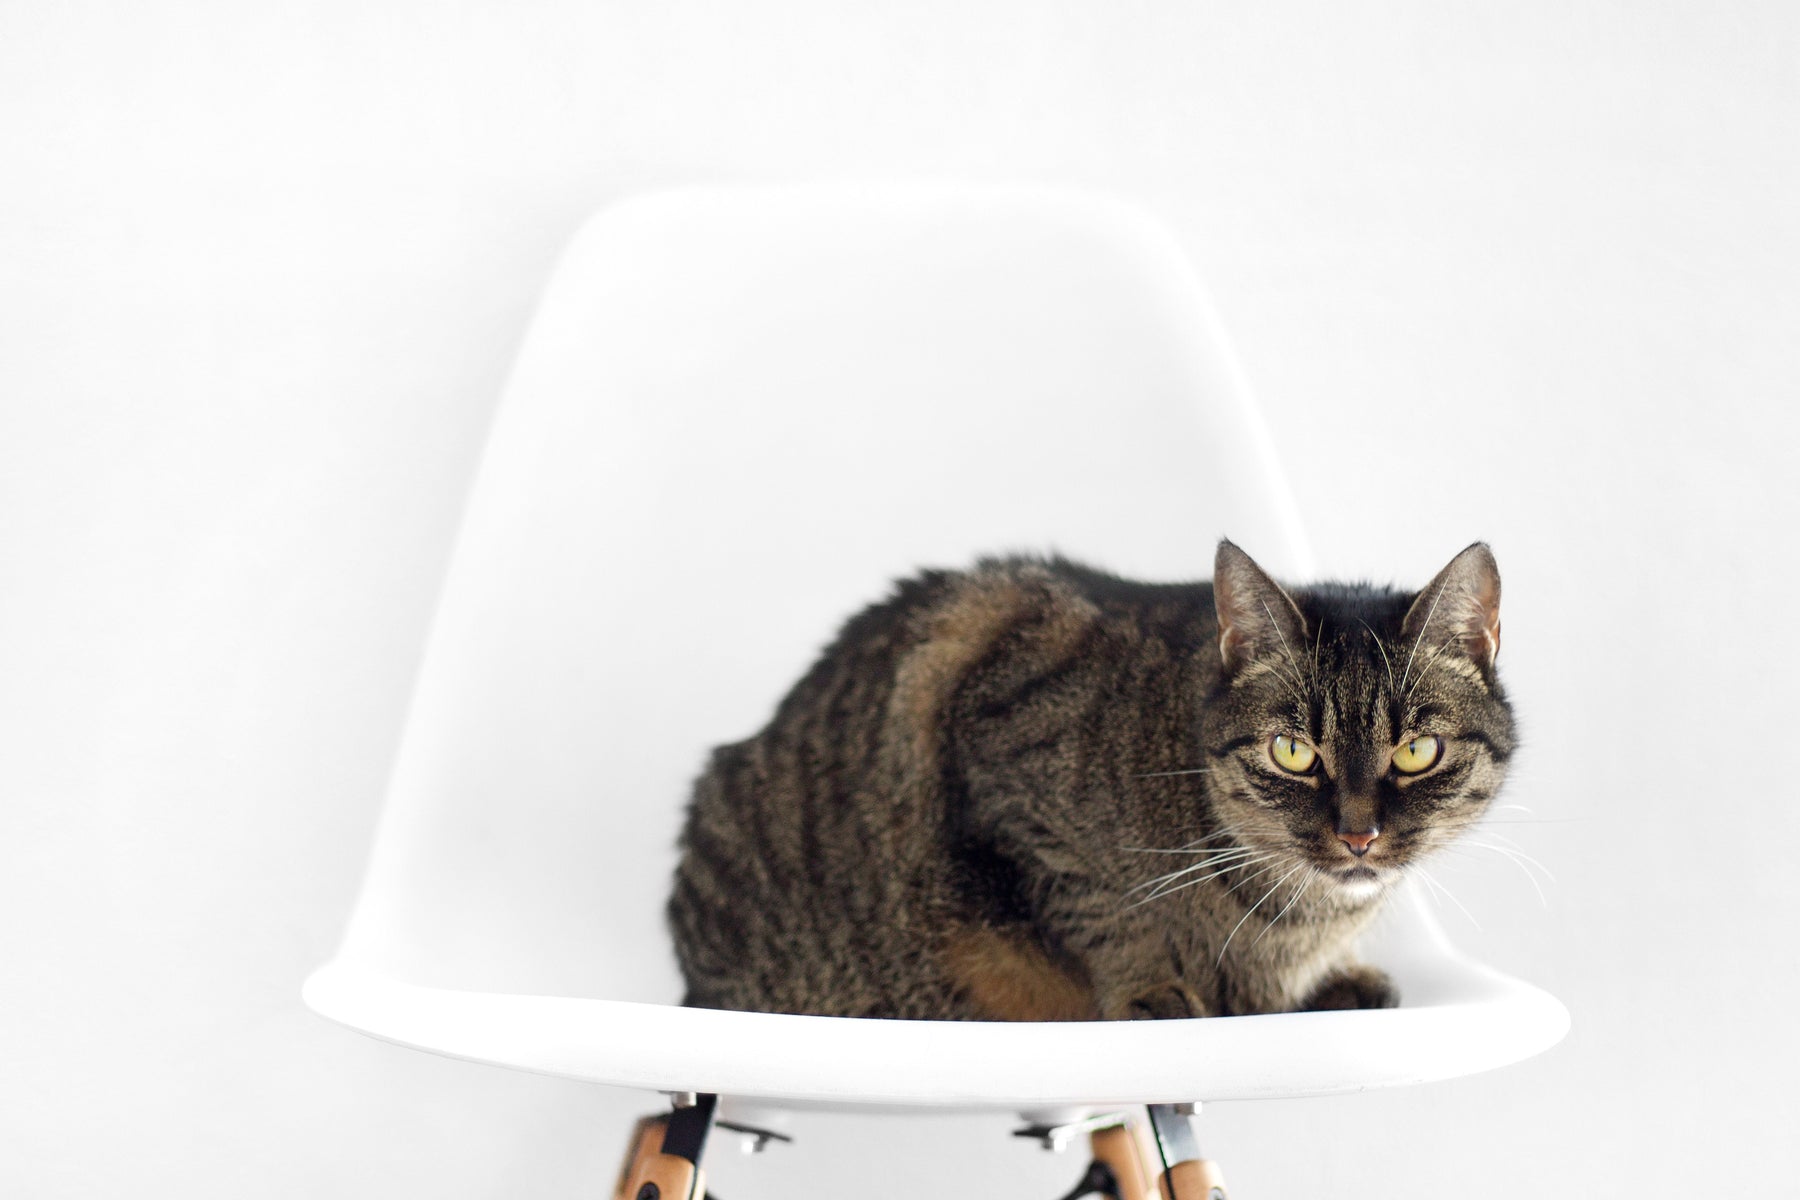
<box><xmin>1392</xmin><ymin>736</ymin><xmax>1443</xmax><ymax>774</ymax></box>
<box><xmin>1270</xmin><ymin>735</ymin><xmax>1317</xmax><ymax>774</ymax></box>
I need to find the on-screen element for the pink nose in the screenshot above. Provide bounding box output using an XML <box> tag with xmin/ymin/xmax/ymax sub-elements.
<box><xmin>1339</xmin><ymin>829</ymin><xmax>1379</xmax><ymax>857</ymax></box>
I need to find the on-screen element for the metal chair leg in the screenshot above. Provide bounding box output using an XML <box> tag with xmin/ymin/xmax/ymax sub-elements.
<box><xmin>1145</xmin><ymin>1104</ymin><xmax>1228</xmax><ymax>1200</ymax></box>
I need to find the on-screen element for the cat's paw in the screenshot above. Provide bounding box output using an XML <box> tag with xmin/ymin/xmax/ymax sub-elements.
<box><xmin>1115</xmin><ymin>981</ymin><xmax>1209</xmax><ymax>1021</ymax></box>
<box><xmin>1301</xmin><ymin>964</ymin><xmax>1399</xmax><ymax>1011</ymax></box>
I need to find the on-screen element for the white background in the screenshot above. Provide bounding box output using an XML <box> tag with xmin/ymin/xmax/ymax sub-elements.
<box><xmin>3</xmin><ymin>2</ymin><xmax>1796</xmax><ymax>1196</ymax></box>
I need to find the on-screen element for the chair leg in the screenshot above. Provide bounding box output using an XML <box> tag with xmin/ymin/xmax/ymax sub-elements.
<box><xmin>1088</xmin><ymin>1118</ymin><xmax>1156</xmax><ymax>1200</ymax></box>
<box><xmin>1038</xmin><ymin>1109</ymin><xmax>1226</xmax><ymax>1200</ymax></box>
<box><xmin>1144</xmin><ymin>1104</ymin><xmax>1228</xmax><ymax>1200</ymax></box>
<box><xmin>613</xmin><ymin>1094</ymin><xmax>718</xmax><ymax>1200</ymax></box>
<box><xmin>612</xmin><ymin>1098</ymin><xmax>1227</xmax><ymax>1200</ymax></box>
<box><xmin>1156</xmin><ymin>1159</ymin><xmax>1228</xmax><ymax>1200</ymax></box>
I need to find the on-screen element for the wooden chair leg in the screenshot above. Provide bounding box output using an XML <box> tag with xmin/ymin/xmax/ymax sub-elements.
<box><xmin>613</xmin><ymin>1096</ymin><xmax>716</xmax><ymax>1200</ymax></box>
<box><xmin>1157</xmin><ymin>1159</ymin><xmax>1229</xmax><ymax>1200</ymax></box>
<box><xmin>1089</xmin><ymin>1118</ymin><xmax>1156</xmax><ymax>1200</ymax></box>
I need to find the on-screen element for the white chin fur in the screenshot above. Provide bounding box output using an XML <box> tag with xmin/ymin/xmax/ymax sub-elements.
<box><xmin>1335</xmin><ymin>876</ymin><xmax>1386</xmax><ymax>900</ymax></box>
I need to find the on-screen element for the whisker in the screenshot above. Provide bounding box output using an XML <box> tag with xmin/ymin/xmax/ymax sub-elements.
<box><xmin>1411</xmin><ymin>864</ymin><xmax>1481</xmax><ymax>930</ymax></box>
<box><xmin>1475</xmin><ymin>818</ymin><xmax>1586</xmax><ymax>826</ymax></box>
<box><xmin>1438</xmin><ymin>842</ymin><xmax>1551</xmax><ymax>908</ymax></box>
<box><xmin>1311</xmin><ymin>618</ymin><xmax>1326</xmax><ymax>689</ymax></box>
<box><xmin>1136</xmin><ymin>851</ymin><xmax>1271</xmax><ymax>896</ymax></box>
<box><xmin>1400</xmin><ymin>582</ymin><xmax>1448</xmax><ymax>694</ymax></box>
<box><xmin>1126</xmin><ymin>854</ymin><xmax>1277</xmax><ymax>909</ymax></box>
<box><xmin>1120</xmin><ymin>830</ymin><xmax>1240</xmax><ymax>853</ymax></box>
<box><xmin>1140</xmin><ymin>871</ymin><xmax>1270</xmax><ymax>907</ymax></box>
<box><xmin>1464</xmin><ymin>838</ymin><xmax>1556</xmax><ymax>883</ymax></box>
<box><xmin>1261</xmin><ymin>598</ymin><xmax>1310</xmax><ymax>703</ymax></box>
<box><xmin>1129</xmin><ymin>849</ymin><xmax>1263</xmax><ymax>883</ymax></box>
<box><xmin>1358</xmin><ymin>619</ymin><xmax>1395</xmax><ymax>691</ymax></box>
<box><xmin>1475</xmin><ymin>854</ymin><xmax>1549</xmax><ymax>909</ymax></box>
<box><xmin>1124</xmin><ymin>848</ymin><xmax>1266</xmax><ymax>895</ymax></box>
<box><xmin>1474</xmin><ymin>829</ymin><xmax>1553</xmax><ymax>863</ymax></box>
<box><xmin>1412</xmin><ymin>865</ymin><xmax>1447</xmax><ymax>906</ymax></box>
<box><xmin>1126</xmin><ymin>855</ymin><xmax>1288</xmax><ymax>911</ymax></box>
<box><xmin>1129</xmin><ymin>768</ymin><xmax>1213</xmax><ymax>779</ymax></box>
<box><xmin>1250</xmin><ymin>867</ymin><xmax>1317</xmax><ymax>950</ymax></box>
<box><xmin>1217</xmin><ymin>861</ymin><xmax>1308</xmax><ymax>964</ymax></box>
<box><xmin>1408</xmin><ymin>636</ymin><xmax>1458</xmax><ymax>693</ymax></box>
<box><xmin>1221</xmin><ymin>858</ymin><xmax>1287</xmax><ymax>896</ymax></box>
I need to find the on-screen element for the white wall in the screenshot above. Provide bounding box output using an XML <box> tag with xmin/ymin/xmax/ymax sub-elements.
<box><xmin>3</xmin><ymin>2</ymin><xmax>1794</xmax><ymax>1196</ymax></box>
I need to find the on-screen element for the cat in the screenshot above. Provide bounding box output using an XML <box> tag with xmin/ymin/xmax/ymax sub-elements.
<box><xmin>668</xmin><ymin>539</ymin><xmax>1513</xmax><ymax>1021</ymax></box>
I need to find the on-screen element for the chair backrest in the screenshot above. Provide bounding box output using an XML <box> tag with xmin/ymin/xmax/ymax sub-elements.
<box><xmin>334</xmin><ymin>184</ymin><xmax>1318</xmax><ymax>1005</ymax></box>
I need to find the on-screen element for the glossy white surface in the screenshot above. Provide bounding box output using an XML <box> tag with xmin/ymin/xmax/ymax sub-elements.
<box><xmin>306</xmin><ymin>184</ymin><xmax>1566</xmax><ymax>1111</ymax></box>
<box><xmin>306</xmin><ymin>885</ymin><xmax>1567</xmax><ymax>1111</ymax></box>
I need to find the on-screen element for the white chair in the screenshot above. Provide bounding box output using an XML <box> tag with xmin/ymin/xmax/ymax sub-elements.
<box><xmin>304</xmin><ymin>184</ymin><xmax>1568</xmax><ymax>1198</ymax></box>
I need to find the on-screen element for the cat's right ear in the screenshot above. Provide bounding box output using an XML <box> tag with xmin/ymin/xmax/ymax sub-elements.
<box><xmin>1214</xmin><ymin>539</ymin><xmax>1309</xmax><ymax>676</ymax></box>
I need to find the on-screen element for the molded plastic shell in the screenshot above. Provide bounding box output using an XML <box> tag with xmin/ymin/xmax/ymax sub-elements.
<box><xmin>305</xmin><ymin>184</ymin><xmax>1567</xmax><ymax>1113</ymax></box>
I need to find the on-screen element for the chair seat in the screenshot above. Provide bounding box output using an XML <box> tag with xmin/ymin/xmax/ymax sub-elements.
<box><xmin>302</xmin><ymin>885</ymin><xmax>1567</xmax><ymax>1112</ymax></box>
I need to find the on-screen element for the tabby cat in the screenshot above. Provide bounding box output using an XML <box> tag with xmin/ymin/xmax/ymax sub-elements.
<box><xmin>669</xmin><ymin>540</ymin><xmax>1512</xmax><ymax>1021</ymax></box>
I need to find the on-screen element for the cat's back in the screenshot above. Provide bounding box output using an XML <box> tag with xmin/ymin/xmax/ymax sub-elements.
<box><xmin>748</xmin><ymin>556</ymin><xmax>1199</xmax><ymax>779</ymax></box>
<box><xmin>668</xmin><ymin>558</ymin><xmax>1173</xmax><ymax>1017</ymax></box>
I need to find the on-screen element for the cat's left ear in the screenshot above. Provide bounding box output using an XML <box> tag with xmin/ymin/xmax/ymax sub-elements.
<box><xmin>1401</xmin><ymin>543</ymin><xmax>1502</xmax><ymax>671</ymax></box>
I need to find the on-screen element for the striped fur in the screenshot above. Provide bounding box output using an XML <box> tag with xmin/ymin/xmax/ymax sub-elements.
<box><xmin>669</xmin><ymin>542</ymin><xmax>1514</xmax><ymax>1020</ymax></box>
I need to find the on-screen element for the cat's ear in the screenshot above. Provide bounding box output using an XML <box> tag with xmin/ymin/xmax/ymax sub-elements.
<box><xmin>1214</xmin><ymin>539</ymin><xmax>1309</xmax><ymax>676</ymax></box>
<box><xmin>1400</xmin><ymin>543</ymin><xmax>1502</xmax><ymax>671</ymax></box>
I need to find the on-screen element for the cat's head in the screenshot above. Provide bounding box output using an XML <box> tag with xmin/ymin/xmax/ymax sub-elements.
<box><xmin>1198</xmin><ymin>539</ymin><xmax>1515</xmax><ymax>900</ymax></box>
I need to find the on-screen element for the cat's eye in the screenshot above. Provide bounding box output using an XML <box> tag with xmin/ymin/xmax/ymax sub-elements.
<box><xmin>1391</xmin><ymin>736</ymin><xmax>1443</xmax><ymax>775</ymax></box>
<box><xmin>1269</xmin><ymin>734</ymin><xmax>1317</xmax><ymax>774</ymax></box>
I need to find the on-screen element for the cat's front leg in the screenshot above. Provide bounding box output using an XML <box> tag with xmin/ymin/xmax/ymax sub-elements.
<box><xmin>1113</xmin><ymin>979</ymin><xmax>1210</xmax><ymax>1020</ymax></box>
<box><xmin>1063</xmin><ymin>909</ymin><xmax>1216</xmax><ymax>1020</ymax></box>
<box><xmin>1016</xmin><ymin>877</ymin><xmax>1214</xmax><ymax>1019</ymax></box>
<box><xmin>1300</xmin><ymin>962</ymin><xmax>1399</xmax><ymax>1011</ymax></box>
<box><xmin>977</xmin><ymin>801</ymin><xmax>1215</xmax><ymax>1020</ymax></box>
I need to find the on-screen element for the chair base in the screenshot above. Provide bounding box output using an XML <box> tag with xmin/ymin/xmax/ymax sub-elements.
<box><xmin>612</xmin><ymin>1097</ymin><xmax>1227</xmax><ymax>1200</ymax></box>
<box><xmin>1070</xmin><ymin>1109</ymin><xmax>1228</xmax><ymax>1200</ymax></box>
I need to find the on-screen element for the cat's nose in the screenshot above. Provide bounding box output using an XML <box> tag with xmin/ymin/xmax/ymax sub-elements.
<box><xmin>1338</xmin><ymin>829</ymin><xmax>1379</xmax><ymax>857</ymax></box>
